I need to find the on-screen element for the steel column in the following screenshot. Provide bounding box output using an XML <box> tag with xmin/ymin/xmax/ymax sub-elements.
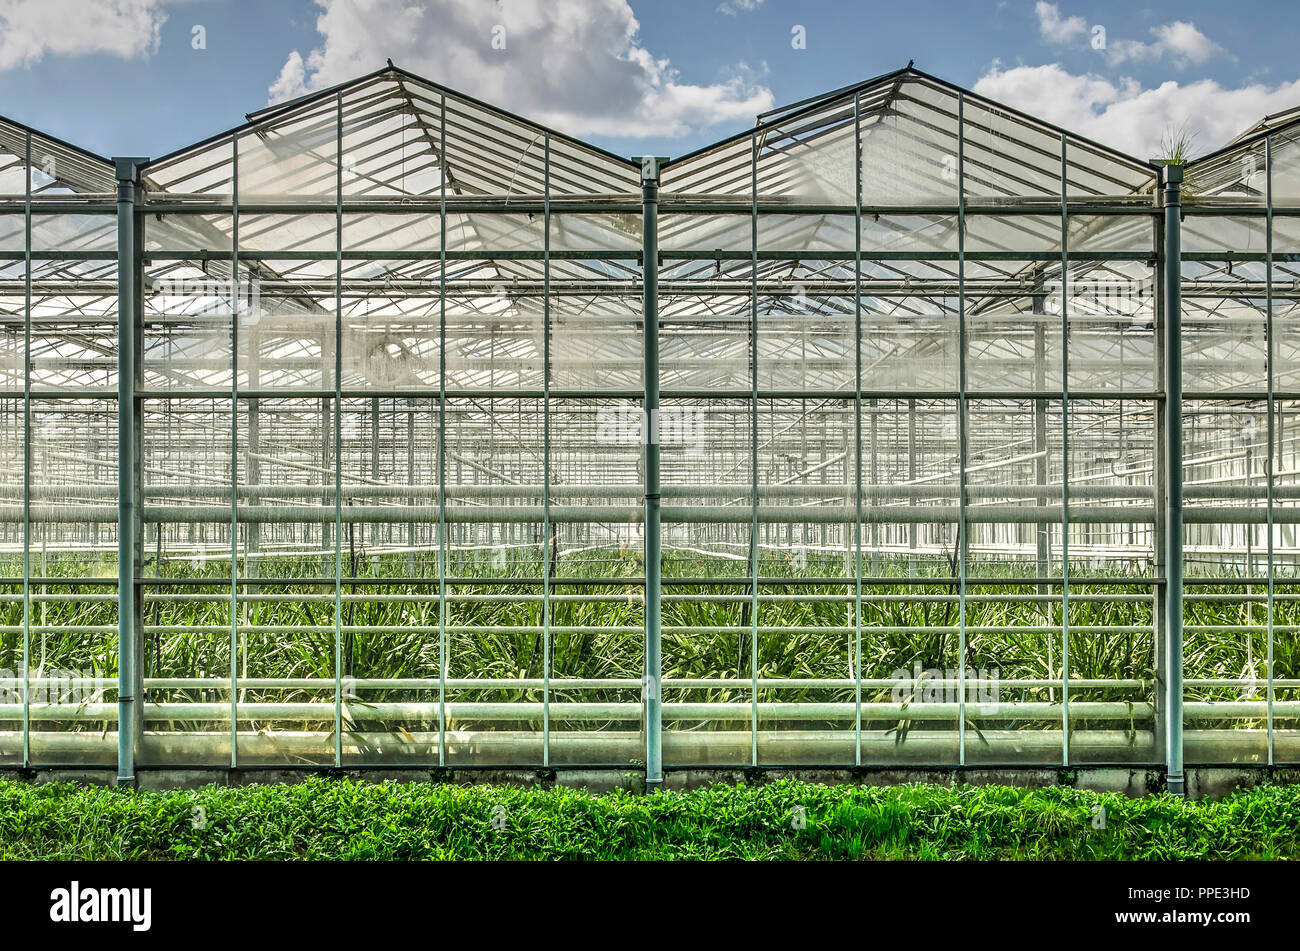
<box><xmin>853</xmin><ymin>92</ymin><xmax>865</xmax><ymax>767</ymax></box>
<box><xmin>641</xmin><ymin>155</ymin><xmax>664</xmax><ymax>789</ymax></box>
<box><xmin>542</xmin><ymin>133</ymin><xmax>552</xmax><ymax>767</ymax></box>
<box><xmin>1059</xmin><ymin>134</ymin><xmax>1072</xmax><ymax>764</ymax></box>
<box><xmin>1265</xmin><ymin>136</ymin><xmax>1277</xmax><ymax>766</ymax></box>
<box><xmin>114</xmin><ymin>155</ymin><xmax>148</xmax><ymax>788</ymax></box>
<box><xmin>332</xmin><ymin>94</ymin><xmax>344</xmax><ymax>768</ymax></box>
<box><xmin>437</xmin><ymin>91</ymin><xmax>449</xmax><ymax>767</ymax></box>
<box><xmin>748</xmin><ymin>134</ymin><xmax>760</xmax><ymax>768</ymax></box>
<box><xmin>21</xmin><ymin>131</ymin><xmax>31</xmax><ymax>767</ymax></box>
<box><xmin>229</xmin><ymin>133</ymin><xmax>240</xmax><ymax>768</ymax></box>
<box><xmin>1162</xmin><ymin>163</ymin><xmax>1186</xmax><ymax>796</ymax></box>
<box><xmin>955</xmin><ymin>95</ymin><xmax>969</xmax><ymax>766</ymax></box>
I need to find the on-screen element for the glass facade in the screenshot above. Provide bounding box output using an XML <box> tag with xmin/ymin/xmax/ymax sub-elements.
<box><xmin>0</xmin><ymin>66</ymin><xmax>1294</xmax><ymax>773</ymax></box>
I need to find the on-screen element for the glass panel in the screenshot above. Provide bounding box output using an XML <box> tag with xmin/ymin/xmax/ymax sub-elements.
<box><xmin>237</xmin><ymin>102</ymin><xmax>339</xmax><ymax>201</ymax></box>
<box><xmin>28</xmin><ymin>397</ymin><xmax>118</xmax><ymax>766</ymax></box>
<box><xmin>860</xmin><ymin>398</ymin><xmax>961</xmax><ymax>767</ymax></box>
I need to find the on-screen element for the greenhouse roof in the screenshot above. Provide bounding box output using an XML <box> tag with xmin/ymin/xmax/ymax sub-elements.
<box><xmin>143</xmin><ymin>63</ymin><xmax>641</xmax><ymax>199</ymax></box>
<box><xmin>0</xmin><ymin>114</ymin><xmax>113</xmax><ymax>195</ymax></box>
<box><xmin>667</xmin><ymin>65</ymin><xmax>1159</xmax><ymax>200</ymax></box>
<box><xmin>4</xmin><ymin>62</ymin><xmax>1300</xmax><ymax>200</ymax></box>
<box><xmin>2</xmin><ymin>63</ymin><xmax>1299</xmax><ymax>397</ymax></box>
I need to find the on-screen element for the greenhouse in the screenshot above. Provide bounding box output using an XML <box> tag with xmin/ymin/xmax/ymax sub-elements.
<box><xmin>0</xmin><ymin>63</ymin><xmax>1296</xmax><ymax>792</ymax></box>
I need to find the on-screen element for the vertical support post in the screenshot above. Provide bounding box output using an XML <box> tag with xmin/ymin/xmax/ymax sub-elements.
<box><xmin>437</xmin><ymin>92</ymin><xmax>449</xmax><ymax>767</ymax></box>
<box><xmin>640</xmin><ymin>154</ymin><xmax>664</xmax><ymax>790</ymax></box>
<box><xmin>853</xmin><ymin>91</ymin><xmax>864</xmax><ymax>767</ymax></box>
<box><xmin>955</xmin><ymin>95</ymin><xmax>969</xmax><ymax>766</ymax></box>
<box><xmin>114</xmin><ymin>155</ymin><xmax>147</xmax><ymax>788</ymax></box>
<box><xmin>542</xmin><ymin>133</ymin><xmax>552</xmax><ymax>768</ymax></box>
<box><xmin>1161</xmin><ymin>162</ymin><xmax>1185</xmax><ymax>796</ymax></box>
<box><xmin>21</xmin><ymin>131</ymin><xmax>31</xmax><ymax>767</ymax></box>
<box><xmin>1152</xmin><ymin>185</ymin><xmax>1168</xmax><ymax>761</ymax></box>
<box><xmin>1058</xmin><ymin>134</ymin><xmax>1072</xmax><ymax>766</ymax></box>
<box><xmin>1265</xmin><ymin>136</ymin><xmax>1276</xmax><ymax>766</ymax></box>
<box><xmin>229</xmin><ymin>133</ymin><xmax>240</xmax><ymax>768</ymax></box>
<box><xmin>749</xmin><ymin>134</ymin><xmax>760</xmax><ymax>769</ymax></box>
<box><xmin>332</xmin><ymin>94</ymin><xmax>344</xmax><ymax>767</ymax></box>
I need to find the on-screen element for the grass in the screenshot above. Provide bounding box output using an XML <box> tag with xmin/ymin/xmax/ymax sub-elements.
<box><xmin>1</xmin><ymin>777</ymin><xmax>1297</xmax><ymax>860</ymax></box>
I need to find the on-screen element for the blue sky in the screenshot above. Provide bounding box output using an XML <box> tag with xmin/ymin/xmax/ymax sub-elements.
<box><xmin>1</xmin><ymin>0</ymin><xmax>1297</xmax><ymax>163</ymax></box>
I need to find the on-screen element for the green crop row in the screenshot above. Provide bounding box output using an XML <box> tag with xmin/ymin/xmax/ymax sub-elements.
<box><xmin>2</xmin><ymin>777</ymin><xmax>1298</xmax><ymax>860</ymax></box>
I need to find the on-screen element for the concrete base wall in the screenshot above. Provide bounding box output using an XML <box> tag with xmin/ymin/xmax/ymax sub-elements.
<box><xmin>3</xmin><ymin>765</ymin><xmax>1299</xmax><ymax>800</ymax></box>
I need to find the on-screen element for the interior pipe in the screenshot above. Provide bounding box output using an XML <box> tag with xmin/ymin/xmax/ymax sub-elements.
<box><xmin>9</xmin><ymin>731</ymin><xmax>1297</xmax><ymax>769</ymax></box>
<box><xmin>10</xmin><ymin>699</ymin><xmax>1298</xmax><ymax>724</ymax></box>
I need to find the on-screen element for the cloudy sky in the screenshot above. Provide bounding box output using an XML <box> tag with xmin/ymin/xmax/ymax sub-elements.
<box><xmin>0</xmin><ymin>0</ymin><xmax>1296</xmax><ymax>162</ymax></box>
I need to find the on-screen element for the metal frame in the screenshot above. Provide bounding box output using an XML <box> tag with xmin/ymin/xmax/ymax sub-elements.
<box><xmin>2</xmin><ymin>64</ymin><xmax>1298</xmax><ymax>789</ymax></box>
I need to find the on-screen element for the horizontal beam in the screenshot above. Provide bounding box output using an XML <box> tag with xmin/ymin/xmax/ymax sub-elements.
<box><xmin>7</xmin><ymin>699</ymin><xmax>1294</xmax><ymax>723</ymax></box>
<box><xmin>0</xmin><ymin>502</ymin><xmax>1165</xmax><ymax>524</ymax></box>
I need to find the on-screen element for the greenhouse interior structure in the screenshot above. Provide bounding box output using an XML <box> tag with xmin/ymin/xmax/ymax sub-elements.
<box><xmin>0</xmin><ymin>63</ymin><xmax>1298</xmax><ymax>792</ymax></box>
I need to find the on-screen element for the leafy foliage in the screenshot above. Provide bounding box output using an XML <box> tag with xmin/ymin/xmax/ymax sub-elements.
<box><xmin>2</xmin><ymin>777</ymin><xmax>1297</xmax><ymax>861</ymax></box>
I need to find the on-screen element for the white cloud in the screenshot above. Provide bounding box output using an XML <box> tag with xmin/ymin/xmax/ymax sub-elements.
<box><xmin>270</xmin><ymin>0</ymin><xmax>774</xmax><ymax>139</ymax></box>
<box><xmin>0</xmin><ymin>0</ymin><xmax>177</xmax><ymax>70</ymax></box>
<box><xmin>269</xmin><ymin>50</ymin><xmax>307</xmax><ymax>103</ymax></box>
<box><xmin>1035</xmin><ymin>4</ymin><xmax>1227</xmax><ymax>69</ymax></box>
<box><xmin>1035</xmin><ymin>2</ymin><xmax>1087</xmax><ymax>45</ymax></box>
<box><xmin>975</xmin><ymin>62</ymin><xmax>1300</xmax><ymax>159</ymax></box>
<box><xmin>1106</xmin><ymin>20</ymin><xmax>1226</xmax><ymax>68</ymax></box>
<box><xmin>717</xmin><ymin>0</ymin><xmax>763</xmax><ymax>14</ymax></box>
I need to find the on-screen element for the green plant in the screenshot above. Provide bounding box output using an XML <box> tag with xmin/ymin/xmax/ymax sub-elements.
<box><xmin>1</xmin><ymin>777</ymin><xmax>1297</xmax><ymax>861</ymax></box>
